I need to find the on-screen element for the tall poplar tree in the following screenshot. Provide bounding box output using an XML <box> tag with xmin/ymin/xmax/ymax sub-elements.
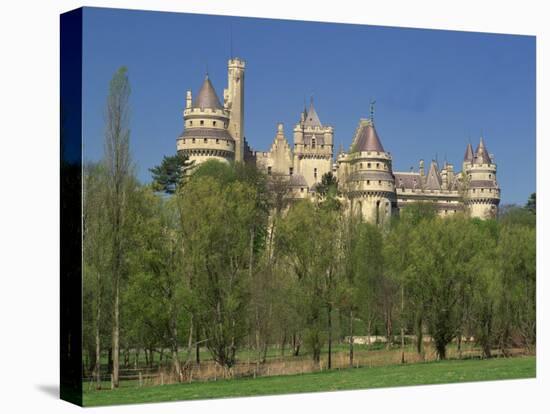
<box><xmin>104</xmin><ymin>66</ymin><xmax>132</xmax><ymax>388</ymax></box>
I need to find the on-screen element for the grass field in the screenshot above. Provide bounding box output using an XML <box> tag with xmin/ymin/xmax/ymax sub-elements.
<box><xmin>83</xmin><ymin>355</ymin><xmax>535</xmax><ymax>407</ymax></box>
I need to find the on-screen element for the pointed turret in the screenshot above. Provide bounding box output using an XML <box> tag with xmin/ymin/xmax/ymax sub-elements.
<box><xmin>194</xmin><ymin>75</ymin><xmax>223</xmax><ymax>109</ymax></box>
<box><xmin>464</xmin><ymin>143</ymin><xmax>474</xmax><ymax>162</ymax></box>
<box><xmin>354</xmin><ymin>121</ymin><xmax>385</xmax><ymax>153</ymax></box>
<box><xmin>303</xmin><ymin>99</ymin><xmax>322</xmax><ymax>128</ymax></box>
<box><xmin>474</xmin><ymin>137</ymin><xmax>492</xmax><ymax>164</ymax></box>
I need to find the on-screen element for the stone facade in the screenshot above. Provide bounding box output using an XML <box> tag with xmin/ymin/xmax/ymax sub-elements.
<box><xmin>176</xmin><ymin>58</ymin><xmax>500</xmax><ymax>222</ymax></box>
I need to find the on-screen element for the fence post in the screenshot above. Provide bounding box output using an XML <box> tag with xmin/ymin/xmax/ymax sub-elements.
<box><xmin>139</xmin><ymin>371</ymin><xmax>143</xmax><ymax>387</ymax></box>
<box><xmin>160</xmin><ymin>372</ymin><xmax>164</xmax><ymax>386</ymax></box>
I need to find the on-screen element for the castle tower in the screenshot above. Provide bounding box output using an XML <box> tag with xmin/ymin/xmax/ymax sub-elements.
<box><xmin>176</xmin><ymin>74</ymin><xmax>235</xmax><ymax>166</ymax></box>
<box><xmin>463</xmin><ymin>137</ymin><xmax>500</xmax><ymax>219</ymax></box>
<box><xmin>344</xmin><ymin>118</ymin><xmax>396</xmax><ymax>225</ymax></box>
<box><xmin>224</xmin><ymin>58</ymin><xmax>246</xmax><ymax>162</ymax></box>
<box><xmin>292</xmin><ymin>99</ymin><xmax>334</xmax><ymax>187</ymax></box>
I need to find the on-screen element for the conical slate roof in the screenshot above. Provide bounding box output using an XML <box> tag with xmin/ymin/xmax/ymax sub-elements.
<box><xmin>474</xmin><ymin>137</ymin><xmax>491</xmax><ymax>164</ymax></box>
<box><xmin>464</xmin><ymin>143</ymin><xmax>474</xmax><ymax>162</ymax></box>
<box><xmin>303</xmin><ymin>101</ymin><xmax>322</xmax><ymax>128</ymax></box>
<box><xmin>354</xmin><ymin>122</ymin><xmax>385</xmax><ymax>152</ymax></box>
<box><xmin>425</xmin><ymin>161</ymin><xmax>442</xmax><ymax>190</ymax></box>
<box><xmin>193</xmin><ymin>75</ymin><xmax>222</xmax><ymax>109</ymax></box>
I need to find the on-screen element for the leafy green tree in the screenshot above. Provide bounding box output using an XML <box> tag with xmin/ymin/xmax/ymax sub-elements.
<box><xmin>177</xmin><ymin>168</ymin><xmax>259</xmax><ymax>374</ymax></box>
<box><xmin>83</xmin><ymin>162</ymin><xmax>112</xmax><ymax>388</ymax></box>
<box><xmin>277</xmin><ymin>200</ymin><xmax>340</xmax><ymax>367</ymax></box>
<box><xmin>150</xmin><ymin>153</ymin><xmax>193</xmax><ymax>194</ymax></box>
<box><xmin>525</xmin><ymin>192</ymin><xmax>536</xmax><ymax>214</ymax></box>
<box><xmin>408</xmin><ymin>215</ymin><xmax>479</xmax><ymax>359</ymax></box>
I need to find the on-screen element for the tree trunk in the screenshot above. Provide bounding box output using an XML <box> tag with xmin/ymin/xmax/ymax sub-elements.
<box><xmin>195</xmin><ymin>321</ymin><xmax>200</xmax><ymax>365</ymax></box>
<box><xmin>400</xmin><ymin>285</ymin><xmax>405</xmax><ymax>364</ymax></box>
<box><xmin>111</xmin><ymin>272</ymin><xmax>120</xmax><ymax>388</ymax></box>
<box><xmin>327</xmin><ymin>304</ymin><xmax>332</xmax><ymax>370</ymax></box>
<box><xmin>416</xmin><ymin>314</ymin><xmax>423</xmax><ymax>357</ymax></box>
<box><xmin>94</xmin><ymin>298</ymin><xmax>101</xmax><ymax>389</ymax></box>
<box><xmin>349</xmin><ymin>309</ymin><xmax>354</xmax><ymax>368</ymax></box>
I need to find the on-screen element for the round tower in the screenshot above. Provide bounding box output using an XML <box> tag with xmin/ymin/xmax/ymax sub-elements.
<box><xmin>177</xmin><ymin>74</ymin><xmax>235</xmax><ymax>166</ymax></box>
<box><xmin>346</xmin><ymin>118</ymin><xmax>396</xmax><ymax>225</ymax></box>
<box><xmin>463</xmin><ymin>137</ymin><xmax>500</xmax><ymax>219</ymax></box>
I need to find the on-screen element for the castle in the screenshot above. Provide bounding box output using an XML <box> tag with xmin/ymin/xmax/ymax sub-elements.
<box><xmin>176</xmin><ymin>58</ymin><xmax>500</xmax><ymax>222</ymax></box>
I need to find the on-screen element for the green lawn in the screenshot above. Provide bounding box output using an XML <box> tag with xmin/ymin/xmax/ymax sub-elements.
<box><xmin>83</xmin><ymin>356</ymin><xmax>535</xmax><ymax>407</ymax></box>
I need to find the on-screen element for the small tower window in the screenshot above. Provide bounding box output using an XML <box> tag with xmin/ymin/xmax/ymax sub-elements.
<box><xmin>376</xmin><ymin>163</ymin><xmax>380</xmax><ymax>168</ymax></box>
<box><xmin>312</xmin><ymin>138</ymin><xmax>316</xmax><ymax>148</ymax></box>
<box><xmin>367</xmin><ymin>163</ymin><xmax>371</xmax><ymax>168</ymax></box>
<box><xmin>213</xmin><ymin>121</ymin><xmax>217</xmax><ymax>126</ymax></box>
<box><xmin>367</xmin><ymin>180</ymin><xmax>370</xmax><ymax>185</ymax></box>
<box><xmin>489</xmin><ymin>174</ymin><xmax>492</xmax><ymax>179</ymax></box>
<box><xmin>300</xmin><ymin>187</ymin><xmax>304</xmax><ymax>193</ymax></box>
<box><xmin>360</xmin><ymin>163</ymin><xmax>363</xmax><ymax>168</ymax></box>
<box><xmin>267</xmin><ymin>166</ymin><xmax>272</xmax><ymax>176</ymax></box>
<box><xmin>204</xmin><ymin>138</ymin><xmax>208</xmax><ymax>143</ymax></box>
<box><xmin>216</xmin><ymin>139</ymin><xmax>219</xmax><ymax>144</ymax></box>
<box><xmin>189</xmin><ymin>120</ymin><xmax>193</xmax><ymax>126</ymax></box>
<box><xmin>314</xmin><ymin>168</ymin><xmax>318</xmax><ymax>179</ymax></box>
<box><xmin>200</xmin><ymin>120</ymin><xmax>204</xmax><ymax>126</ymax></box>
<box><xmin>192</xmin><ymin>138</ymin><xmax>196</xmax><ymax>143</ymax></box>
<box><xmin>289</xmin><ymin>167</ymin><xmax>294</xmax><ymax>176</ymax></box>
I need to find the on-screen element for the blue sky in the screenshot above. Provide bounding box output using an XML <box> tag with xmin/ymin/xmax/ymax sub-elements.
<box><xmin>82</xmin><ymin>7</ymin><xmax>536</xmax><ymax>205</ymax></box>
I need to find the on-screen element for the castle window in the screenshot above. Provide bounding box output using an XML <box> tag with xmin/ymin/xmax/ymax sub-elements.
<box><xmin>314</xmin><ymin>168</ymin><xmax>318</xmax><ymax>179</ymax></box>
<box><xmin>360</xmin><ymin>163</ymin><xmax>363</xmax><ymax>168</ymax></box>
<box><xmin>445</xmin><ymin>210</ymin><xmax>448</xmax><ymax>214</ymax></box>
<box><xmin>267</xmin><ymin>166</ymin><xmax>272</xmax><ymax>176</ymax></box>
<box><xmin>204</xmin><ymin>138</ymin><xmax>208</xmax><ymax>143</ymax></box>
<box><xmin>301</xmin><ymin>187</ymin><xmax>304</xmax><ymax>193</ymax></box>
<box><xmin>289</xmin><ymin>167</ymin><xmax>294</xmax><ymax>176</ymax></box>
<box><xmin>321</xmin><ymin>145</ymin><xmax>324</xmax><ymax>149</ymax></box>
<box><xmin>189</xmin><ymin>120</ymin><xmax>193</xmax><ymax>126</ymax></box>
<box><xmin>200</xmin><ymin>120</ymin><xmax>204</xmax><ymax>126</ymax></box>
<box><xmin>213</xmin><ymin>121</ymin><xmax>217</xmax><ymax>126</ymax></box>
<box><xmin>368</xmin><ymin>163</ymin><xmax>371</xmax><ymax>168</ymax></box>
<box><xmin>378</xmin><ymin>180</ymin><xmax>382</xmax><ymax>185</ymax></box>
<box><xmin>216</xmin><ymin>139</ymin><xmax>219</xmax><ymax>144</ymax></box>
<box><xmin>192</xmin><ymin>138</ymin><xmax>196</xmax><ymax>143</ymax></box>
<box><xmin>367</xmin><ymin>180</ymin><xmax>370</xmax><ymax>185</ymax></box>
<box><xmin>489</xmin><ymin>174</ymin><xmax>492</xmax><ymax>179</ymax></box>
<box><xmin>376</xmin><ymin>163</ymin><xmax>380</xmax><ymax>168</ymax></box>
<box><xmin>312</xmin><ymin>138</ymin><xmax>316</xmax><ymax>148</ymax></box>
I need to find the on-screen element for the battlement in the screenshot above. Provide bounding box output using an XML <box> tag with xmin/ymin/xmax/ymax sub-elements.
<box><xmin>184</xmin><ymin>107</ymin><xmax>229</xmax><ymax>118</ymax></box>
<box><xmin>228</xmin><ymin>57</ymin><xmax>246</xmax><ymax>68</ymax></box>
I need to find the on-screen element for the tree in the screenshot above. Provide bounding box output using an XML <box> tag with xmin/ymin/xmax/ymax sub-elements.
<box><xmin>277</xmin><ymin>200</ymin><xmax>340</xmax><ymax>367</ymax></box>
<box><xmin>83</xmin><ymin>162</ymin><xmax>111</xmax><ymax>389</ymax></box>
<box><xmin>177</xmin><ymin>164</ymin><xmax>260</xmax><ymax>375</ymax></box>
<box><xmin>408</xmin><ymin>215</ymin><xmax>479</xmax><ymax>360</ymax></box>
<box><xmin>103</xmin><ymin>66</ymin><xmax>133</xmax><ymax>388</ymax></box>
<box><xmin>525</xmin><ymin>192</ymin><xmax>536</xmax><ymax>214</ymax></box>
<box><xmin>150</xmin><ymin>152</ymin><xmax>193</xmax><ymax>194</ymax></box>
